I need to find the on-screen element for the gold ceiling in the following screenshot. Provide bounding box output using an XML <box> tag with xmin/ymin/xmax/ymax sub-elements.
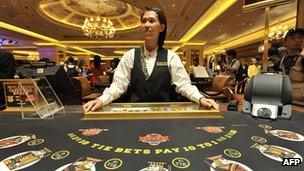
<box><xmin>39</xmin><ymin>0</ymin><xmax>142</xmax><ymax>31</ymax></box>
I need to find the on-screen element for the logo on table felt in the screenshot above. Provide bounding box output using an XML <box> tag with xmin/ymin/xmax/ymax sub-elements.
<box><xmin>282</xmin><ymin>158</ymin><xmax>302</xmax><ymax>166</ymax></box>
<box><xmin>264</xmin><ymin>129</ymin><xmax>304</xmax><ymax>142</ymax></box>
<box><xmin>205</xmin><ymin>155</ymin><xmax>253</xmax><ymax>171</ymax></box>
<box><xmin>251</xmin><ymin>143</ymin><xmax>303</xmax><ymax>162</ymax></box>
<box><xmin>197</xmin><ymin>126</ymin><xmax>225</xmax><ymax>133</ymax></box>
<box><xmin>0</xmin><ymin>134</ymin><xmax>36</xmax><ymax>149</ymax></box>
<box><xmin>79</xmin><ymin>128</ymin><xmax>109</xmax><ymax>136</ymax></box>
<box><xmin>139</xmin><ymin>133</ymin><xmax>169</xmax><ymax>146</ymax></box>
<box><xmin>55</xmin><ymin>156</ymin><xmax>102</xmax><ymax>171</ymax></box>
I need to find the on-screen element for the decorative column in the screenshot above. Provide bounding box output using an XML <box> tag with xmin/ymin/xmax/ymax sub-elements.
<box><xmin>297</xmin><ymin>0</ymin><xmax>304</xmax><ymax>27</ymax></box>
<box><xmin>182</xmin><ymin>45</ymin><xmax>204</xmax><ymax>72</ymax></box>
<box><xmin>75</xmin><ymin>55</ymin><xmax>92</xmax><ymax>68</ymax></box>
<box><xmin>199</xmin><ymin>48</ymin><xmax>205</xmax><ymax>66</ymax></box>
<box><xmin>262</xmin><ymin>7</ymin><xmax>270</xmax><ymax>72</ymax></box>
<box><xmin>37</xmin><ymin>45</ymin><xmax>66</xmax><ymax>64</ymax></box>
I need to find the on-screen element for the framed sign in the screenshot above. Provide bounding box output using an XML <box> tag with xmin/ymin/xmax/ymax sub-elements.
<box><xmin>3</xmin><ymin>82</ymin><xmax>35</xmax><ymax>108</ymax></box>
<box><xmin>243</xmin><ymin>0</ymin><xmax>295</xmax><ymax>12</ymax></box>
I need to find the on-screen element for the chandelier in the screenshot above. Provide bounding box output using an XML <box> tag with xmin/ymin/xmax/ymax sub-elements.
<box><xmin>81</xmin><ymin>1</ymin><xmax>115</xmax><ymax>38</ymax></box>
<box><xmin>268</xmin><ymin>25</ymin><xmax>289</xmax><ymax>41</ymax></box>
<box><xmin>212</xmin><ymin>48</ymin><xmax>225</xmax><ymax>55</ymax></box>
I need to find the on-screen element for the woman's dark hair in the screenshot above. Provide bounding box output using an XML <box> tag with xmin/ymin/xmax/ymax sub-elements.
<box><xmin>254</xmin><ymin>55</ymin><xmax>262</xmax><ymax>61</ymax></box>
<box><xmin>141</xmin><ymin>7</ymin><xmax>167</xmax><ymax>48</ymax></box>
<box><xmin>219</xmin><ymin>54</ymin><xmax>227</xmax><ymax>63</ymax></box>
<box><xmin>67</xmin><ymin>57</ymin><xmax>75</xmax><ymax>64</ymax></box>
<box><xmin>226</xmin><ymin>49</ymin><xmax>237</xmax><ymax>58</ymax></box>
<box><xmin>93</xmin><ymin>55</ymin><xmax>102</xmax><ymax>69</ymax></box>
<box><xmin>268</xmin><ymin>46</ymin><xmax>278</xmax><ymax>56</ymax></box>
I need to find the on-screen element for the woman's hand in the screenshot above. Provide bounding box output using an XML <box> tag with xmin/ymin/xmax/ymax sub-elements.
<box><xmin>82</xmin><ymin>99</ymin><xmax>103</xmax><ymax>112</ymax></box>
<box><xmin>300</xmin><ymin>49</ymin><xmax>304</xmax><ymax>59</ymax></box>
<box><xmin>200</xmin><ymin>98</ymin><xmax>219</xmax><ymax>110</ymax></box>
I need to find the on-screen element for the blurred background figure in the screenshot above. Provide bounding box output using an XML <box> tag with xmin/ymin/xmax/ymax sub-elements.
<box><xmin>280</xmin><ymin>28</ymin><xmax>304</xmax><ymax>103</ymax></box>
<box><xmin>189</xmin><ymin>58</ymin><xmax>199</xmax><ymax>81</ymax></box>
<box><xmin>224</xmin><ymin>49</ymin><xmax>240</xmax><ymax>80</ymax></box>
<box><xmin>108</xmin><ymin>58</ymin><xmax>120</xmax><ymax>82</ymax></box>
<box><xmin>90</xmin><ymin>55</ymin><xmax>108</xmax><ymax>86</ymax></box>
<box><xmin>235</xmin><ymin>59</ymin><xmax>248</xmax><ymax>94</ymax></box>
<box><xmin>65</xmin><ymin>56</ymin><xmax>78</xmax><ymax>78</ymax></box>
<box><xmin>279</xmin><ymin>28</ymin><xmax>304</xmax><ymax>75</ymax></box>
<box><xmin>247</xmin><ymin>55</ymin><xmax>262</xmax><ymax>81</ymax></box>
<box><xmin>78</xmin><ymin>59</ymin><xmax>90</xmax><ymax>77</ymax></box>
<box><xmin>224</xmin><ymin>49</ymin><xmax>240</xmax><ymax>92</ymax></box>
<box><xmin>267</xmin><ymin>46</ymin><xmax>281</xmax><ymax>72</ymax></box>
<box><xmin>215</xmin><ymin>53</ymin><xmax>227</xmax><ymax>74</ymax></box>
<box><xmin>0</xmin><ymin>49</ymin><xmax>16</xmax><ymax>106</ymax></box>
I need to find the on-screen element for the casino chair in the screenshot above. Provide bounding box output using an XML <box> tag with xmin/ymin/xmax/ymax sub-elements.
<box><xmin>74</xmin><ymin>76</ymin><xmax>102</xmax><ymax>102</ymax></box>
<box><xmin>201</xmin><ymin>75</ymin><xmax>231</xmax><ymax>102</ymax></box>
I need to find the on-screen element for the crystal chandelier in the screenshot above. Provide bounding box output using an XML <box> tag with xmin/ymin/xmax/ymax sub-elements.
<box><xmin>268</xmin><ymin>25</ymin><xmax>289</xmax><ymax>41</ymax></box>
<box><xmin>81</xmin><ymin>1</ymin><xmax>115</xmax><ymax>38</ymax></box>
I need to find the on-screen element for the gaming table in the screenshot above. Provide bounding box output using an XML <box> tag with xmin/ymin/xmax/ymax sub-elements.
<box><xmin>0</xmin><ymin>105</ymin><xmax>303</xmax><ymax>171</ymax></box>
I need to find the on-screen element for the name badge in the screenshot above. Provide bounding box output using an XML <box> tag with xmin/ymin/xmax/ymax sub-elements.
<box><xmin>156</xmin><ymin>62</ymin><xmax>168</xmax><ymax>67</ymax></box>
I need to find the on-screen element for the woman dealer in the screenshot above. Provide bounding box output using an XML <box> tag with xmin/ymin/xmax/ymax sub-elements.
<box><xmin>83</xmin><ymin>7</ymin><xmax>219</xmax><ymax>112</ymax></box>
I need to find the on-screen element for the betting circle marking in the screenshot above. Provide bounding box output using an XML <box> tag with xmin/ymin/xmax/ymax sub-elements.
<box><xmin>224</xmin><ymin>149</ymin><xmax>241</xmax><ymax>158</ymax></box>
<box><xmin>27</xmin><ymin>139</ymin><xmax>44</xmax><ymax>146</ymax></box>
<box><xmin>51</xmin><ymin>150</ymin><xmax>70</xmax><ymax>160</ymax></box>
<box><xmin>104</xmin><ymin>158</ymin><xmax>123</xmax><ymax>170</ymax></box>
<box><xmin>251</xmin><ymin>136</ymin><xmax>267</xmax><ymax>143</ymax></box>
<box><xmin>172</xmin><ymin>157</ymin><xmax>190</xmax><ymax>169</ymax></box>
<box><xmin>258</xmin><ymin>124</ymin><xmax>272</xmax><ymax>129</ymax></box>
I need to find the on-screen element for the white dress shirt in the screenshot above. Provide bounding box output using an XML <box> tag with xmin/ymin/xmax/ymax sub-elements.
<box><xmin>98</xmin><ymin>47</ymin><xmax>204</xmax><ymax>105</ymax></box>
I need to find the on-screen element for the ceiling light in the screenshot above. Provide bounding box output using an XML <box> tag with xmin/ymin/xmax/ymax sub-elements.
<box><xmin>180</xmin><ymin>0</ymin><xmax>237</xmax><ymax>42</ymax></box>
<box><xmin>81</xmin><ymin>0</ymin><xmax>116</xmax><ymax>38</ymax></box>
<box><xmin>268</xmin><ymin>25</ymin><xmax>289</xmax><ymax>41</ymax></box>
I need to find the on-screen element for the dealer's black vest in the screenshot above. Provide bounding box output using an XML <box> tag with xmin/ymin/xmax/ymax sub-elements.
<box><xmin>127</xmin><ymin>47</ymin><xmax>172</xmax><ymax>102</ymax></box>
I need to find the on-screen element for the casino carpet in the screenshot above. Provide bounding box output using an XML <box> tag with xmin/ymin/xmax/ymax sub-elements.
<box><xmin>0</xmin><ymin>111</ymin><xmax>303</xmax><ymax>171</ymax></box>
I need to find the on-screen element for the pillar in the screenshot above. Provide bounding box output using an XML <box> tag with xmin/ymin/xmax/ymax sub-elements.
<box><xmin>297</xmin><ymin>0</ymin><xmax>304</xmax><ymax>27</ymax></box>
<box><xmin>37</xmin><ymin>45</ymin><xmax>66</xmax><ymax>64</ymax></box>
<box><xmin>182</xmin><ymin>46</ymin><xmax>204</xmax><ymax>72</ymax></box>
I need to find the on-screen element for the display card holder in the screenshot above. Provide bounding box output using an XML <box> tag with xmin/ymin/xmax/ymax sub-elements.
<box><xmin>19</xmin><ymin>77</ymin><xmax>65</xmax><ymax>119</ymax></box>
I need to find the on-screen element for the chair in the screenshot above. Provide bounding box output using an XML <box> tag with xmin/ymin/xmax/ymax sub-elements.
<box><xmin>74</xmin><ymin>76</ymin><xmax>102</xmax><ymax>102</ymax></box>
<box><xmin>201</xmin><ymin>75</ymin><xmax>231</xmax><ymax>101</ymax></box>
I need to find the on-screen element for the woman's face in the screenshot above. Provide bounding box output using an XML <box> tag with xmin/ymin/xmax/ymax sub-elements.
<box><xmin>251</xmin><ymin>58</ymin><xmax>257</xmax><ymax>65</ymax></box>
<box><xmin>141</xmin><ymin>11</ymin><xmax>165</xmax><ymax>42</ymax></box>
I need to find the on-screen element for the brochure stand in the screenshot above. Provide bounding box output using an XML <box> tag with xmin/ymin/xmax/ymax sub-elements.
<box><xmin>19</xmin><ymin>77</ymin><xmax>65</xmax><ymax>119</ymax></box>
